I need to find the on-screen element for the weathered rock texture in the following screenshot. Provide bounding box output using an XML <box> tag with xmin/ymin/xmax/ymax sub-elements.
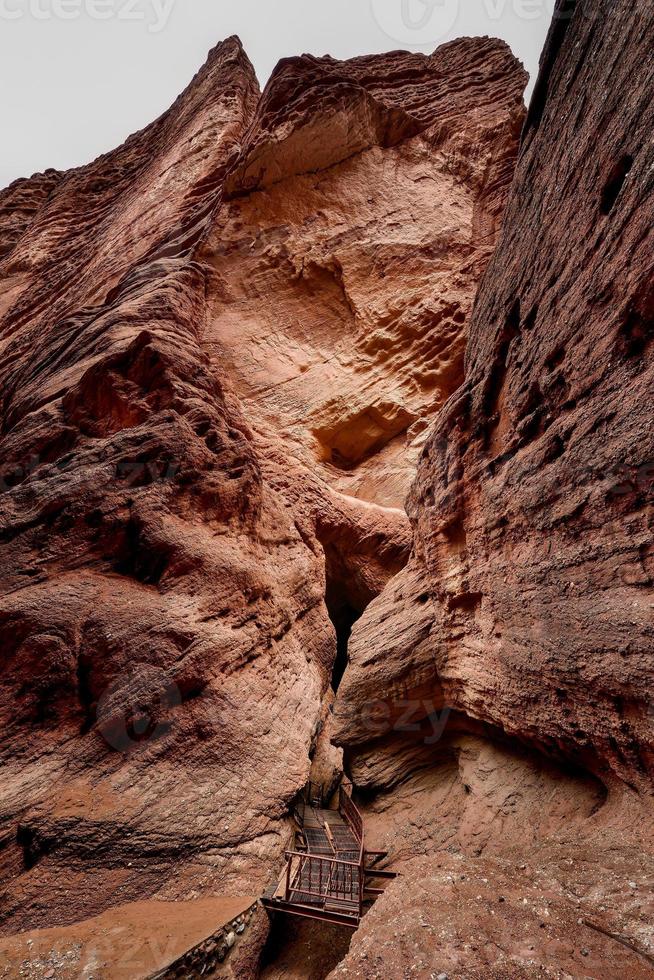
<box><xmin>333</xmin><ymin>0</ymin><xmax>654</xmax><ymax>975</ymax></box>
<box><xmin>0</xmin><ymin>38</ymin><xmax>320</xmax><ymax>935</ymax></box>
<box><xmin>0</xmin><ymin>30</ymin><xmax>526</xmax><ymax>948</ymax></box>
<box><xmin>330</xmin><ymin>853</ymin><xmax>654</xmax><ymax>980</ymax></box>
<box><xmin>206</xmin><ymin>39</ymin><xmax>526</xmax><ymax>509</ymax></box>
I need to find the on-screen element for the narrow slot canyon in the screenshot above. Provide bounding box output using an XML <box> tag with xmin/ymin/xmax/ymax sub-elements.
<box><xmin>323</xmin><ymin>548</ymin><xmax>369</xmax><ymax>696</ymax></box>
<box><xmin>1</xmin><ymin>8</ymin><xmax>653</xmax><ymax>979</ymax></box>
<box><xmin>327</xmin><ymin>597</ymin><xmax>359</xmax><ymax>696</ymax></box>
<box><xmin>257</xmin><ymin>538</ymin><xmax>395</xmax><ymax>979</ymax></box>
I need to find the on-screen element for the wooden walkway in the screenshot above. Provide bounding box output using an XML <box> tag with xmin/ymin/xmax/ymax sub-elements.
<box><xmin>262</xmin><ymin>783</ymin><xmax>395</xmax><ymax>928</ymax></box>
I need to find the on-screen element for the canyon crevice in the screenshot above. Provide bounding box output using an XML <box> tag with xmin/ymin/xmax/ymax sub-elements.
<box><xmin>0</xmin><ymin>2</ymin><xmax>652</xmax><ymax>977</ymax></box>
<box><xmin>0</xmin><ymin>33</ymin><xmax>526</xmax><ymax>951</ymax></box>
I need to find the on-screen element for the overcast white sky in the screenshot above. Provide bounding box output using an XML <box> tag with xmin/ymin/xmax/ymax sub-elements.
<box><xmin>0</xmin><ymin>0</ymin><xmax>553</xmax><ymax>190</ymax></box>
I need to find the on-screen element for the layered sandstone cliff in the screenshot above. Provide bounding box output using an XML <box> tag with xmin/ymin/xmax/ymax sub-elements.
<box><xmin>4</xmin><ymin>6</ymin><xmax>650</xmax><ymax>975</ymax></box>
<box><xmin>204</xmin><ymin>38</ymin><xmax>526</xmax><ymax>509</ymax></box>
<box><xmin>333</xmin><ymin>0</ymin><xmax>654</xmax><ymax>975</ymax></box>
<box><xmin>0</xmin><ymin>31</ymin><xmax>526</xmax><ymax>955</ymax></box>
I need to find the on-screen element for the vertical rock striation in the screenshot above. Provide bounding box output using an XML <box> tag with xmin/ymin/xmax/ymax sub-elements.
<box><xmin>410</xmin><ymin>0</ymin><xmax>654</xmax><ymax>788</ymax></box>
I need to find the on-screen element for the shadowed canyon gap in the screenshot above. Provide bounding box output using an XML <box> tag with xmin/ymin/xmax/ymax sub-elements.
<box><xmin>0</xmin><ymin>2</ymin><xmax>652</xmax><ymax>977</ymax></box>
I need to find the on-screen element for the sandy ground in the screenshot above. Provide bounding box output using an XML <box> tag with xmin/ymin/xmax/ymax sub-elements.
<box><xmin>0</xmin><ymin>896</ymin><xmax>256</xmax><ymax>979</ymax></box>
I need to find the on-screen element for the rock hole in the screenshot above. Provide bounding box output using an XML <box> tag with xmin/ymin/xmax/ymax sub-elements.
<box><xmin>545</xmin><ymin>345</ymin><xmax>566</xmax><ymax>372</ymax></box>
<box><xmin>16</xmin><ymin>826</ymin><xmax>50</xmax><ymax>872</ymax></box>
<box><xmin>505</xmin><ymin>298</ymin><xmax>522</xmax><ymax>338</ymax></box>
<box><xmin>443</xmin><ymin>517</ymin><xmax>468</xmax><ymax>553</ymax></box>
<box><xmin>524</xmin><ymin>304</ymin><xmax>539</xmax><ymax>331</ymax></box>
<box><xmin>313</xmin><ymin>403</ymin><xmax>416</xmax><ymax>471</ymax></box>
<box><xmin>77</xmin><ymin>654</ymin><xmax>95</xmax><ymax>735</ymax></box>
<box><xmin>543</xmin><ymin>433</ymin><xmax>566</xmax><ymax>464</ymax></box>
<box><xmin>616</xmin><ymin>287</ymin><xmax>653</xmax><ymax>360</ymax></box>
<box><xmin>448</xmin><ymin>591</ymin><xmax>483</xmax><ymax>612</ymax></box>
<box><xmin>482</xmin><ymin>300</ymin><xmax>521</xmax><ymax>452</ymax></box>
<box><xmin>600</xmin><ymin>154</ymin><xmax>634</xmax><ymax>215</ymax></box>
<box><xmin>113</xmin><ymin>517</ymin><xmax>169</xmax><ymax>585</ymax></box>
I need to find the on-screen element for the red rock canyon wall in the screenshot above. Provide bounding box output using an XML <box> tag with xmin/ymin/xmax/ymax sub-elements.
<box><xmin>0</xmin><ymin>34</ymin><xmax>526</xmax><ymax>944</ymax></box>
<box><xmin>4</xmin><ymin>6</ymin><xmax>651</xmax><ymax>974</ymax></box>
<box><xmin>332</xmin><ymin>1</ymin><xmax>654</xmax><ymax>975</ymax></box>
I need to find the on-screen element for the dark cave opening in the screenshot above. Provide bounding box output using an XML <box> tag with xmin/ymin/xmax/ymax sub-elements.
<box><xmin>16</xmin><ymin>825</ymin><xmax>50</xmax><ymax>872</ymax></box>
<box><xmin>259</xmin><ymin>912</ymin><xmax>353</xmax><ymax>978</ymax></box>
<box><xmin>321</xmin><ymin>541</ymin><xmax>371</xmax><ymax>694</ymax></box>
<box><xmin>328</xmin><ymin>599</ymin><xmax>361</xmax><ymax>692</ymax></box>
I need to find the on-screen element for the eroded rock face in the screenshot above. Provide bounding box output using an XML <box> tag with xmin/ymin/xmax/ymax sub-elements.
<box><xmin>330</xmin><ymin>852</ymin><xmax>654</xmax><ymax>980</ymax></box>
<box><xmin>334</xmin><ymin>0</ymin><xmax>654</xmax><ymax>974</ymax></box>
<box><xmin>0</xmin><ymin>34</ymin><xmax>526</xmax><ymax>938</ymax></box>
<box><xmin>0</xmin><ymin>37</ymin><xmax>331</xmax><ymax>934</ymax></box>
<box><xmin>202</xmin><ymin>38</ymin><xmax>527</xmax><ymax>509</ymax></box>
<box><xmin>337</xmin><ymin>0</ymin><xmax>654</xmax><ymax>791</ymax></box>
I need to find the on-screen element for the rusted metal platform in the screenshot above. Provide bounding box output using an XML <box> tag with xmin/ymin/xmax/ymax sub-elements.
<box><xmin>261</xmin><ymin>782</ymin><xmax>395</xmax><ymax>929</ymax></box>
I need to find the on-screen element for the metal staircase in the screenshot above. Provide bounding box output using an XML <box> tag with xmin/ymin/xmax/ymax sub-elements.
<box><xmin>261</xmin><ymin>782</ymin><xmax>396</xmax><ymax>928</ymax></box>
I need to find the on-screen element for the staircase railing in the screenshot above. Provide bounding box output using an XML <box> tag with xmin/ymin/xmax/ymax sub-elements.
<box><xmin>338</xmin><ymin>783</ymin><xmax>365</xmax><ymax>912</ymax></box>
<box><xmin>279</xmin><ymin>781</ymin><xmax>367</xmax><ymax>919</ymax></box>
<box><xmin>338</xmin><ymin>784</ymin><xmax>363</xmax><ymax>843</ymax></box>
<box><xmin>283</xmin><ymin>850</ymin><xmax>361</xmax><ymax>905</ymax></box>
